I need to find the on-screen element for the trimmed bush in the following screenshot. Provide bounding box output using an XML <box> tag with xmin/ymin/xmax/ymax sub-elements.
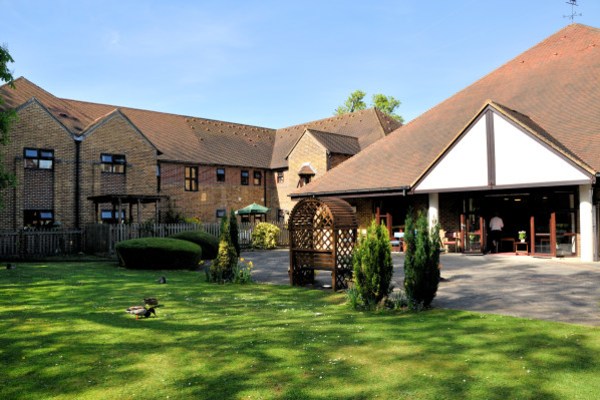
<box><xmin>351</xmin><ymin>219</ymin><xmax>394</xmax><ymax>309</ymax></box>
<box><xmin>403</xmin><ymin>211</ymin><xmax>441</xmax><ymax>309</ymax></box>
<box><xmin>251</xmin><ymin>222</ymin><xmax>280</xmax><ymax>249</ymax></box>
<box><xmin>169</xmin><ymin>230</ymin><xmax>219</xmax><ymax>260</ymax></box>
<box><xmin>116</xmin><ymin>237</ymin><xmax>202</xmax><ymax>270</ymax></box>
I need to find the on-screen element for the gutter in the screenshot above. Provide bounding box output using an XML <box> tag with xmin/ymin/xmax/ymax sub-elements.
<box><xmin>290</xmin><ymin>186</ymin><xmax>410</xmax><ymax>199</ymax></box>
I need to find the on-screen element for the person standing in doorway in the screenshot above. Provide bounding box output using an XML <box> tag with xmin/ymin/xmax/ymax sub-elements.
<box><xmin>489</xmin><ymin>213</ymin><xmax>504</xmax><ymax>253</ymax></box>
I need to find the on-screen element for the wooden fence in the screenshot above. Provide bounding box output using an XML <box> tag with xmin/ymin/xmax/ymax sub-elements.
<box><xmin>0</xmin><ymin>222</ymin><xmax>289</xmax><ymax>259</ymax></box>
<box><xmin>85</xmin><ymin>221</ymin><xmax>289</xmax><ymax>256</ymax></box>
<box><xmin>0</xmin><ymin>229</ymin><xmax>83</xmax><ymax>259</ymax></box>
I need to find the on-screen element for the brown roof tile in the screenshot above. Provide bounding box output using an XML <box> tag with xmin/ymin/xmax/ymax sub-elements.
<box><xmin>0</xmin><ymin>77</ymin><xmax>95</xmax><ymax>133</ymax></box>
<box><xmin>293</xmin><ymin>24</ymin><xmax>600</xmax><ymax>197</ymax></box>
<box><xmin>272</xmin><ymin>108</ymin><xmax>401</xmax><ymax>169</ymax></box>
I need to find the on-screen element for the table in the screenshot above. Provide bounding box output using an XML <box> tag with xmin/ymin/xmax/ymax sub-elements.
<box><xmin>515</xmin><ymin>241</ymin><xmax>529</xmax><ymax>255</ymax></box>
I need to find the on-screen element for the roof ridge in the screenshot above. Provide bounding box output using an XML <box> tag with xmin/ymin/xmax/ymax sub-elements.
<box><xmin>62</xmin><ymin>97</ymin><xmax>275</xmax><ymax>132</ymax></box>
<box><xmin>277</xmin><ymin>107</ymin><xmax>377</xmax><ymax>132</ymax></box>
<box><xmin>306</xmin><ymin>128</ymin><xmax>361</xmax><ymax>140</ymax></box>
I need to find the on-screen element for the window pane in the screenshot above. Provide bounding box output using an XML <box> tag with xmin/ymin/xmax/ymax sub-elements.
<box><xmin>101</xmin><ymin>154</ymin><xmax>113</xmax><ymax>163</ymax></box>
<box><xmin>40</xmin><ymin>150</ymin><xmax>54</xmax><ymax>159</ymax></box>
<box><xmin>24</xmin><ymin>148</ymin><xmax>38</xmax><ymax>158</ymax></box>
<box><xmin>39</xmin><ymin>159</ymin><xmax>53</xmax><ymax>169</ymax></box>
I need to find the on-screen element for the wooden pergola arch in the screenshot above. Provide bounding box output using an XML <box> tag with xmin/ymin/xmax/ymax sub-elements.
<box><xmin>288</xmin><ymin>197</ymin><xmax>358</xmax><ymax>290</ymax></box>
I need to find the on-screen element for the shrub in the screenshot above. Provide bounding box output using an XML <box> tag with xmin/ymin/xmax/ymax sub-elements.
<box><xmin>403</xmin><ymin>210</ymin><xmax>441</xmax><ymax>309</ymax></box>
<box><xmin>229</xmin><ymin>209</ymin><xmax>241</xmax><ymax>257</ymax></box>
<box><xmin>169</xmin><ymin>230</ymin><xmax>219</xmax><ymax>260</ymax></box>
<box><xmin>251</xmin><ymin>222</ymin><xmax>280</xmax><ymax>249</ymax></box>
<box><xmin>115</xmin><ymin>237</ymin><xmax>201</xmax><ymax>270</ymax></box>
<box><xmin>233</xmin><ymin>258</ymin><xmax>254</xmax><ymax>284</ymax></box>
<box><xmin>351</xmin><ymin>219</ymin><xmax>394</xmax><ymax>309</ymax></box>
<box><xmin>209</xmin><ymin>215</ymin><xmax>237</xmax><ymax>283</ymax></box>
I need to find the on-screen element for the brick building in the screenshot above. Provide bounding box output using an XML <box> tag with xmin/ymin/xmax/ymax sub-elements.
<box><xmin>0</xmin><ymin>78</ymin><xmax>399</xmax><ymax>229</ymax></box>
<box><xmin>292</xmin><ymin>24</ymin><xmax>600</xmax><ymax>262</ymax></box>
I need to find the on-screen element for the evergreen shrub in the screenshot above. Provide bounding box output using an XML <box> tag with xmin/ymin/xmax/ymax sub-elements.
<box><xmin>403</xmin><ymin>210</ymin><xmax>441</xmax><ymax>309</ymax></box>
<box><xmin>351</xmin><ymin>219</ymin><xmax>394</xmax><ymax>309</ymax></box>
<box><xmin>169</xmin><ymin>230</ymin><xmax>219</xmax><ymax>260</ymax></box>
<box><xmin>115</xmin><ymin>237</ymin><xmax>201</xmax><ymax>270</ymax></box>
<box><xmin>251</xmin><ymin>222</ymin><xmax>280</xmax><ymax>249</ymax></box>
<box><xmin>209</xmin><ymin>215</ymin><xmax>237</xmax><ymax>283</ymax></box>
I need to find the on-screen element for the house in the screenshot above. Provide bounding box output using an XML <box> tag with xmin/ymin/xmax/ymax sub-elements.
<box><xmin>292</xmin><ymin>23</ymin><xmax>600</xmax><ymax>262</ymax></box>
<box><xmin>0</xmin><ymin>78</ymin><xmax>399</xmax><ymax>229</ymax></box>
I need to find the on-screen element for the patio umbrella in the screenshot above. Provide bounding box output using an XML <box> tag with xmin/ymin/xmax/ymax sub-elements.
<box><xmin>235</xmin><ymin>203</ymin><xmax>270</xmax><ymax>215</ymax></box>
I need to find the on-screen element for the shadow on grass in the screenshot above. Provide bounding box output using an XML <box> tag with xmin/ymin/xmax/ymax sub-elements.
<box><xmin>1</xmin><ymin>262</ymin><xmax>599</xmax><ymax>399</ymax></box>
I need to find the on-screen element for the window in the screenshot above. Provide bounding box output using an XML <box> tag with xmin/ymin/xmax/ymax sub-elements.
<box><xmin>216</xmin><ymin>209</ymin><xmax>226</xmax><ymax>219</ymax></box>
<box><xmin>184</xmin><ymin>166</ymin><xmax>198</xmax><ymax>191</ymax></box>
<box><xmin>101</xmin><ymin>209</ymin><xmax>126</xmax><ymax>224</ymax></box>
<box><xmin>277</xmin><ymin>171</ymin><xmax>284</xmax><ymax>184</ymax></box>
<box><xmin>24</xmin><ymin>210</ymin><xmax>54</xmax><ymax>227</ymax></box>
<box><xmin>254</xmin><ymin>171</ymin><xmax>262</xmax><ymax>186</ymax></box>
<box><xmin>24</xmin><ymin>148</ymin><xmax>54</xmax><ymax>169</ymax></box>
<box><xmin>100</xmin><ymin>154</ymin><xmax>126</xmax><ymax>173</ymax></box>
<box><xmin>241</xmin><ymin>170</ymin><xmax>249</xmax><ymax>185</ymax></box>
<box><xmin>216</xmin><ymin>168</ymin><xmax>225</xmax><ymax>182</ymax></box>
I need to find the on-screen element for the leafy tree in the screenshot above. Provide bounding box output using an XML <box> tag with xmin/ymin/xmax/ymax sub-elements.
<box><xmin>335</xmin><ymin>89</ymin><xmax>367</xmax><ymax>115</ymax></box>
<box><xmin>352</xmin><ymin>219</ymin><xmax>394</xmax><ymax>309</ymax></box>
<box><xmin>0</xmin><ymin>44</ymin><xmax>17</xmax><ymax>209</ymax></box>
<box><xmin>403</xmin><ymin>210</ymin><xmax>441</xmax><ymax>309</ymax></box>
<box><xmin>229</xmin><ymin>209</ymin><xmax>240</xmax><ymax>257</ymax></box>
<box><xmin>335</xmin><ymin>90</ymin><xmax>404</xmax><ymax>123</ymax></box>
<box><xmin>372</xmin><ymin>93</ymin><xmax>403</xmax><ymax>123</ymax></box>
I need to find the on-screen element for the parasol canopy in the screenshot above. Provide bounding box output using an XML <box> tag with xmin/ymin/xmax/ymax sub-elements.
<box><xmin>235</xmin><ymin>202</ymin><xmax>270</xmax><ymax>215</ymax></box>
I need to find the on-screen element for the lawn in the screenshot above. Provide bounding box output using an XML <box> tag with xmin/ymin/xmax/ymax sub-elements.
<box><xmin>2</xmin><ymin>262</ymin><xmax>600</xmax><ymax>400</ymax></box>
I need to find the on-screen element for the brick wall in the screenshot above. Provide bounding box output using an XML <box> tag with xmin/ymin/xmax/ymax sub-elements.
<box><xmin>81</xmin><ymin>113</ymin><xmax>158</xmax><ymax>224</ymax></box>
<box><xmin>0</xmin><ymin>101</ymin><xmax>76</xmax><ymax>229</ymax></box>
<box><xmin>282</xmin><ymin>132</ymin><xmax>328</xmax><ymax>219</ymax></box>
<box><xmin>160</xmin><ymin>162</ymin><xmax>275</xmax><ymax>223</ymax></box>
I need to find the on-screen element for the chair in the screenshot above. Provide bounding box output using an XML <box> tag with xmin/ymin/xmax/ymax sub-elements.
<box><xmin>441</xmin><ymin>230</ymin><xmax>458</xmax><ymax>253</ymax></box>
<box><xmin>390</xmin><ymin>231</ymin><xmax>404</xmax><ymax>252</ymax></box>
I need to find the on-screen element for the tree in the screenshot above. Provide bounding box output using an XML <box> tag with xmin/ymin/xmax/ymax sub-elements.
<box><xmin>352</xmin><ymin>219</ymin><xmax>394</xmax><ymax>309</ymax></box>
<box><xmin>372</xmin><ymin>93</ymin><xmax>403</xmax><ymax>123</ymax></box>
<box><xmin>229</xmin><ymin>209</ymin><xmax>240</xmax><ymax>257</ymax></box>
<box><xmin>335</xmin><ymin>90</ymin><xmax>367</xmax><ymax>115</ymax></box>
<box><xmin>403</xmin><ymin>210</ymin><xmax>441</xmax><ymax>309</ymax></box>
<box><xmin>0</xmin><ymin>44</ymin><xmax>17</xmax><ymax>209</ymax></box>
<box><xmin>335</xmin><ymin>90</ymin><xmax>404</xmax><ymax>123</ymax></box>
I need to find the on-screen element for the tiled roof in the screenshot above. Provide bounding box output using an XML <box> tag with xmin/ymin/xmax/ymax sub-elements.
<box><xmin>298</xmin><ymin>164</ymin><xmax>317</xmax><ymax>175</ymax></box>
<box><xmin>308</xmin><ymin>129</ymin><xmax>361</xmax><ymax>155</ymax></box>
<box><xmin>1</xmin><ymin>80</ymin><xmax>399</xmax><ymax>169</ymax></box>
<box><xmin>64</xmin><ymin>99</ymin><xmax>276</xmax><ymax>167</ymax></box>
<box><xmin>271</xmin><ymin>108</ymin><xmax>401</xmax><ymax>169</ymax></box>
<box><xmin>292</xmin><ymin>24</ymin><xmax>600</xmax><ymax>197</ymax></box>
<box><xmin>0</xmin><ymin>77</ymin><xmax>95</xmax><ymax>133</ymax></box>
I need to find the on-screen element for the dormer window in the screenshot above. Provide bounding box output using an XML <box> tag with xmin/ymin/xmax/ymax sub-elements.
<box><xmin>297</xmin><ymin>163</ymin><xmax>316</xmax><ymax>188</ymax></box>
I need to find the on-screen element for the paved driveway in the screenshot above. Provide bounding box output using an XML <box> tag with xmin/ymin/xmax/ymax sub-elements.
<box><xmin>242</xmin><ymin>249</ymin><xmax>600</xmax><ymax>326</ymax></box>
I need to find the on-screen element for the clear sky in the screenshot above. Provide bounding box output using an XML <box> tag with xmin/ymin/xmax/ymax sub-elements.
<box><xmin>3</xmin><ymin>1</ymin><xmax>600</xmax><ymax>128</ymax></box>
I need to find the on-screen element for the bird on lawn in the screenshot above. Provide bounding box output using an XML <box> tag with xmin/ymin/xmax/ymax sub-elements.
<box><xmin>157</xmin><ymin>276</ymin><xmax>167</xmax><ymax>284</ymax></box>
<box><xmin>126</xmin><ymin>306</ymin><xmax>157</xmax><ymax>319</ymax></box>
<box><xmin>143</xmin><ymin>297</ymin><xmax>159</xmax><ymax>306</ymax></box>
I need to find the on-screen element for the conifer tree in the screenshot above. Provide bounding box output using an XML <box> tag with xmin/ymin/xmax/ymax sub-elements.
<box><xmin>229</xmin><ymin>209</ymin><xmax>240</xmax><ymax>257</ymax></box>
<box><xmin>403</xmin><ymin>211</ymin><xmax>441</xmax><ymax>309</ymax></box>
<box><xmin>352</xmin><ymin>219</ymin><xmax>393</xmax><ymax>308</ymax></box>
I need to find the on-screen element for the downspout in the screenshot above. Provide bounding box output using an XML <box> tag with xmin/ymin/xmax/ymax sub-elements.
<box><xmin>74</xmin><ymin>137</ymin><xmax>82</xmax><ymax>229</ymax></box>
<box><xmin>263</xmin><ymin>169</ymin><xmax>267</xmax><ymax>218</ymax></box>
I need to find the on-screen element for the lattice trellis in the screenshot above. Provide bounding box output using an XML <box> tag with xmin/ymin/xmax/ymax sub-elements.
<box><xmin>288</xmin><ymin>197</ymin><xmax>358</xmax><ymax>291</ymax></box>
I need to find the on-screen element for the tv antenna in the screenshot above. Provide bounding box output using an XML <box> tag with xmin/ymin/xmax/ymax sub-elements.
<box><xmin>564</xmin><ymin>0</ymin><xmax>582</xmax><ymax>22</ymax></box>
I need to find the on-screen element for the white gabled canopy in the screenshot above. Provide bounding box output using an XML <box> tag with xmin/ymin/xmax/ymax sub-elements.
<box><xmin>413</xmin><ymin>104</ymin><xmax>593</xmax><ymax>193</ymax></box>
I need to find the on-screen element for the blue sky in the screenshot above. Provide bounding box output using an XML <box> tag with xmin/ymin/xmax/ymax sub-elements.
<box><xmin>3</xmin><ymin>1</ymin><xmax>600</xmax><ymax>128</ymax></box>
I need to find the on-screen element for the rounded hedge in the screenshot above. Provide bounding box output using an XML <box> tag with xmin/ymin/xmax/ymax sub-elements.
<box><xmin>115</xmin><ymin>237</ymin><xmax>202</xmax><ymax>270</ymax></box>
<box><xmin>169</xmin><ymin>230</ymin><xmax>219</xmax><ymax>260</ymax></box>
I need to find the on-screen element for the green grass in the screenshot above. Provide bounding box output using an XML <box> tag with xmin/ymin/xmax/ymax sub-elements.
<box><xmin>2</xmin><ymin>262</ymin><xmax>600</xmax><ymax>399</ymax></box>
